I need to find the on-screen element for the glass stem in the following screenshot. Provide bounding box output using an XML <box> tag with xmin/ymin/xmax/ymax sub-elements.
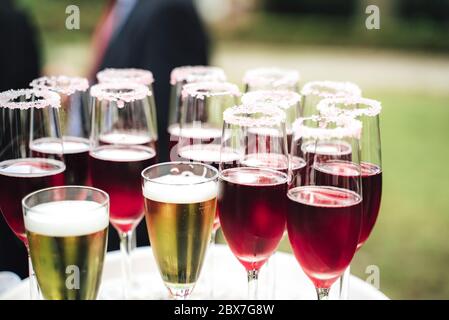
<box><xmin>339</xmin><ymin>266</ymin><xmax>350</xmax><ymax>300</ymax></box>
<box><xmin>119</xmin><ymin>230</ymin><xmax>133</xmax><ymax>299</ymax></box>
<box><xmin>27</xmin><ymin>252</ymin><xmax>40</xmax><ymax>300</ymax></box>
<box><xmin>247</xmin><ymin>269</ymin><xmax>259</xmax><ymax>300</ymax></box>
<box><xmin>316</xmin><ymin>287</ymin><xmax>330</xmax><ymax>300</ymax></box>
<box><xmin>208</xmin><ymin>229</ymin><xmax>217</xmax><ymax>299</ymax></box>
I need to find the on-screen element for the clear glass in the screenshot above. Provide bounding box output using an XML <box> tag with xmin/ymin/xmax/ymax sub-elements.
<box><xmin>96</xmin><ymin>68</ymin><xmax>158</xmax><ymax>151</ymax></box>
<box><xmin>89</xmin><ymin>82</ymin><xmax>157</xmax><ymax>299</ymax></box>
<box><xmin>318</xmin><ymin>97</ymin><xmax>383</xmax><ymax>299</ymax></box>
<box><xmin>168</xmin><ymin>66</ymin><xmax>226</xmax><ymax>156</ymax></box>
<box><xmin>0</xmin><ymin>88</ymin><xmax>65</xmax><ymax>299</ymax></box>
<box><xmin>141</xmin><ymin>161</ymin><xmax>218</xmax><ymax>299</ymax></box>
<box><xmin>30</xmin><ymin>75</ymin><xmax>91</xmax><ymax>186</ymax></box>
<box><xmin>22</xmin><ymin>186</ymin><xmax>109</xmax><ymax>300</ymax></box>
<box><xmin>287</xmin><ymin>115</ymin><xmax>363</xmax><ymax>300</ymax></box>
<box><xmin>243</xmin><ymin>67</ymin><xmax>300</xmax><ymax>92</ymax></box>
<box><xmin>218</xmin><ymin>105</ymin><xmax>289</xmax><ymax>299</ymax></box>
<box><xmin>176</xmin><ymin>81</ymin><xmax>240</xmax><ymax>297</ymax></box>
<box><xmin>300</xmin><ymin>81</ymin><xmax>362</xmax><ymax>118</ymax></box>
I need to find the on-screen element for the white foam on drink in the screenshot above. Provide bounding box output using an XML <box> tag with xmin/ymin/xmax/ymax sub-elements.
<box><xmin>99</xmin><ymin>132</ymin><xmax>152</xmax><ymax>145</ymax></box>
<box><xmin>0</xmin><ymin>158</ymin><xmax>65</xmax><ymax>178</ymax></box>
<box><xmin>25</xmin><ymin>200</ymin><xmax>109</xmax><ymax>237</ymax></box>
<box><xmin>91</xmin><ymin>145</ymin><xmax>155</xmax><ymax>162</ymax></box>
<box><xmin>178</xmin><ymin>144</ymin><xmax>242</xmax><ymax>163</ymax></box>
<box><xmin>31</xmin><ymin>137</ymin><xmax>90</xmax><ymax>154</ymax></box>
<box><xmin>143</xmin><ymin>173</ymin><xmax>217</xmax><ymax>204</ymax></box>
<box><xmin>220</xmin><ymin>167</ymin><xmax>287</xmax><ymax>186</ymax></box>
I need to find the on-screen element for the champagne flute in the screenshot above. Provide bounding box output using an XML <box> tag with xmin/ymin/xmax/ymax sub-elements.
<box><xmin>89</xmin><ymin>82</ymin><xmax>157</xmax><ymax>299</ymax></box>
<box><xmin>287</xmin><ymin>115</ymin><xmax>363</xmax><ymax>300</ymax></box>
<box><xmin>218</xmin><ymin>104</ymin><xmax>288</xmax><ymax>299</ymax></box>
<box><xmin>141</xmin><ymin>162</ymin><xmax>218</xmax><ymax>299</ymax></box>
<box><xmin>97</xmin><ymin>68</ymin><xmax>158</xmax><ymax>151</ymax></box>
<box><xmin>22</xmin><ymin>186</ymin><xmax>109</xmax><ymax>300</ymax></box>
<box><xmin>30</xmin><ymin>75</ymin><xmax>90</xmax><ymax>185</ymax></box>
<box><xmin>243</xmin><ymin>67</ymin><xmax>300</xmax><ymax>92</ymax></box>
<box><xmin>168</xmin><ymin>66</ymin><xmax>226</xmax><ymax>156</ymax></box>
<box><xmin>317</xmin><ymin>97</ymin><xmax>383</xmax><ymax>299</ymax></box>
<box><xmin>0</xmin><ymin>88</ymin><xmax>65</xmax><ymax>299</ymax></box>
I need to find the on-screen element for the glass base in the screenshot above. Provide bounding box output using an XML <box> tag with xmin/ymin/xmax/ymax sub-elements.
<box><xmin>166</xmin><ymin>283</ymin><xmax>195</xmax><ymax>300</ymax></box>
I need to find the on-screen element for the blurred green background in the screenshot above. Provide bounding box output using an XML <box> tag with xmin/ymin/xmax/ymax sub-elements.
<box><xmin>16</xmin><ymin>0</ymin><xmax>449</xmax><ymax>299</ymax></box>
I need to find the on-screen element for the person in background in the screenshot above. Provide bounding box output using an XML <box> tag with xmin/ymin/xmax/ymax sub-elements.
<box><xmin>0</xmin><ymin>0</ymin><xmax>41</xmax><ymax>279</ymax></box>
<box><xmin>90</xmin><ymin>0</ymin><xmax>210</xmax><ymax>251</ymax></box>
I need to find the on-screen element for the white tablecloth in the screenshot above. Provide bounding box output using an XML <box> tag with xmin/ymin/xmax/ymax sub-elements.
<box><xmin>0</xmin><ymin>244</ymin><xmax>388</xmax><ymax>300</ymax></box>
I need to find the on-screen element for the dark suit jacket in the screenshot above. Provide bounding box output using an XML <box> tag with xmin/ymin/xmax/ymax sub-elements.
<box><xmin>96</xmin><ymin>0</ymin><xmax>209</xmax><ymax>250</ymax></box>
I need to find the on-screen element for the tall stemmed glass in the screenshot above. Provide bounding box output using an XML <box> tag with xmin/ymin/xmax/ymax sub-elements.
<box><xmin>22</xmin><ymin>186</ymin><xmax>109</xmax><ymax>300</ymax></box>
<box><xmin>97</xmin><ymin>68</ymin><xmax>158</xmax><ymax>151</ymax></box>
<box><xmin>142</xmin><ymin>162</ymin><xmax>218</xmax><ymax>299</ymax></box>
<box><xmin>218</xmin><ymin>104</ymin><xmax>289</xmax><ymax>299</ymax></box>
<box><xmin>287</xmin><ymin>116</ymin><xmax>363</xmax><ymax>300</ymax></box>
<box><xmin>243</xmin><ymin>67</ymin><xmax>300</xmax><ymax>92</ymax></box>
<box><xmin>300</xmin><ymin>81</ymin><xmax>361</xmax><ymax>118</ymax></box>
<box><xmin>0</xmin><ymin>88</ymin><xmax>65</xmax><ymax>299</ymax></box>
<box><xmin>89</xmin><ymin>82</ymin><xmax>157</xmax><ymax>299</ymax></box>
<box><xmin>30</xmin><ymin>75</ymin><xmax>90</xmax><ymax>185</ymax></box>
<box><xmin>318</xmin><ymin>97</ymin><xmax>382</xmax><ymax>299</ymax></box>
<box><xmin>168</xmin><ymin>66</ymin><xmax>226</xmax><ymax>156</ymax></box>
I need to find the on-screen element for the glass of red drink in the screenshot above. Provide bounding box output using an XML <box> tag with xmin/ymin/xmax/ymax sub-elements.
<box><xmin>30</xmin><ymin>75</ymin><xmax>91</xmax><ymax>186</ymax></box>
<box><xmin>168</xmin><ymin>66</ymin><xmax>226</xmax><ymax>159</ymax></box>
<box><xmin>317</xmin><ymin>96</ymin><xmax>383</xmax><ymax>299</ymax></box>
<box><xmin>218</xmin><ymin>104</ymin><xmax>289</xmax><ymax>299</ymax></box>
<box><xmin>287</xmin><ymin>115</ymin><xmax>363</xmax><ymax>300</ymax></box>
<box><xmin>89</xmin><ymin>82</ymin><xmax>157</xmax><ymax>299</ymax></box>
<box><xmin>243</xmin><ymin>67</ymin><xmax>300</xmax><ymax>92</ymax></box>
<box><xmin>0</xmin><ymin>88</ymin><xmax>65</xmax><ymax>299</ymax></box>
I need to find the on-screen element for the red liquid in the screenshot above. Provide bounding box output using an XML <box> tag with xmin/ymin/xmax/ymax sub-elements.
<box><xmin>218</xmin><ymin>167</ymin><xmax>287</xmax><ymax>271</ymax></box>
<box><xmin>0</xmin><ymin>158</ymin><xmax>65</xmax><ymax>243</ymax></box>
<box><xmin>89</xmin><ymin>145</ymin><xmax>156</xmax><ymax>233</ymax></box>
<box><xmin>287</xmin><ymin>186</ymin><xmax>362</xmax><ymax>289</ymax></box>
<box><xmin>313</xmin><ymin>161</ymin><xmax>382</xmax><ymax>248</ymax></box>
<box><xmin>31</xmin><ymin>137</ymin><xmax>90</xmax><ymax>186</ymax></box>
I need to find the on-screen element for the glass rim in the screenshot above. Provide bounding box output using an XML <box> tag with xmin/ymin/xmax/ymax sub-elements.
<box><xmin>300</xmin><ymin>80</ymin><xmax>361</xmax><ymax>98</ymax></box>
<box><xmin>181</xmin><ymin>81</ymin><xmax>241</xmax><ymax>99</ymax></box>
<box><xmin>141</xmin><ymin>161</ymin><xmax>219</xmax><ymax>186</ymax></box>
<box><xmin>223</xmin><ymin>104</ymin><xmax>286</xmax><ymax>127</ymax></box>
<box><xmin>0</xmin><ymin>88</ymin><xmax>61</xmax><ymax>110</ymax></box>
<box><xmin>30</xmin><ymin>75</ymin><xmax>89</xmax><ymax>96</ymax></box>
<box><xmin>292</xmin><ymin>115</ymin><xmax>362</xmax><ymax>140</ymax></box>
<box><xmin>22</xmin><ymin>185</ymin><xmax>110</xmax><ymax>213</ymax></box>
<box><xmin>317</xmin><ymin>96</ymin><xmax>382</xmax><ymax>118</ymax></box>
<box><xmin>170</xmin><ymin>65</ymin><xmax>226</xmax><ymax>85</ymax></box>
<box><xmin>89</xmin><ymin>82</ymin><xmax>151</xmax><ymax>106</ymax></box>
<box><xmin>97</xmin><ymin>68</ymin><xmax>154</xmax><ymax>86</ymax></box>
<box><xmin>241</xmin><ymin>90</ymin><xmax>301</xmax><ymax>110</ymax></box>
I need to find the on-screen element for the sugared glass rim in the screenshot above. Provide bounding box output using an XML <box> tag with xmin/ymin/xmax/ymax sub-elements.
<box><xmin>30</xmin><ymin>75</ymin><xmax>89</xmax><ymax>96</ymax></box>
<box><xmin>223</xmin><ymin>104</ymin><xmax>286</xmax><ymax>127</ymax></box>
<box><xmin>141</xmin><ymin>161</ymin><xmax>219</xmax><ymax>186</ymax></box>
<box><xmin>241</xmin><ymin>90</ymin><xmax>300</xmax><ymax>110</ymax></box>
<box><xmin>181</xmin><ymin>81</ymin><xmax>241</xmax><ymax>100</ymax></box>
<box><xmin>317</xmin><ymin>96</ymin><xmax>382</xmax><ymax>118</ymax></box>
<box><xmin>170</xmin><ymin>65</ymin><xmax>226</xmax><ymax>85</ymax></box>
<box><xmin>22</xmin><ymin>185</ymin><xmax>110</xmax><ymax>213</ymax></box>
<box><xmin>243</xmin><ymin>67</ymin><xmax>300</xmax><ymax>88</ymax></box>
<box><xmin>292</xmin><ymin>115</ymin><xmax>362</xmax><ymax>140</ymax></box>
<box><xmin>97</xmin><ymin>68</ymin><xmax>154</xmax><ymax>86</ymax></box>
<box><xmin>0</xmin><ymin>88</ymin><xmax>60</xmax><ymax>109</ymax></box>
<box><xmin>300</xmin><ymin>81</ymin><xmax>361</xmax><ymax>98</ymax></box>
<box><xmin>90</xmin><ymin>82</ymin><xmax>150</xmax><ymax>107</ymax></box>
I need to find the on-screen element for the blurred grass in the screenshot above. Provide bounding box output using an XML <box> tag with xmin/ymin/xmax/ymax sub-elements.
<box><xmin>17</xmin><ymin>0</ymin><xmax>449</xmax><ymax>299</ymax></box>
